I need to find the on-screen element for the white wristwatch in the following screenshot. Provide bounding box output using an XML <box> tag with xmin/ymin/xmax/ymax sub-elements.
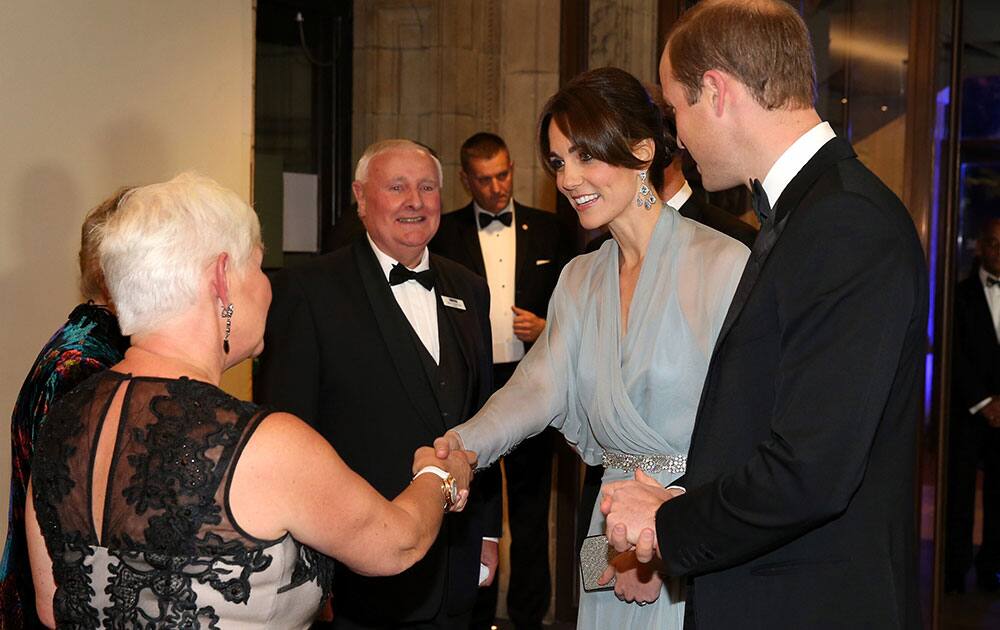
<box><xmin>413</xmin><ymin>465</ymin><xmax>459</xmax><ymax>511</ymax></box>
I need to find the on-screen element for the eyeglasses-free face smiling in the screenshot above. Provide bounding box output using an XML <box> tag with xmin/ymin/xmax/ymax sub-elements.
<box><xmin>546</xmin><ymin>123</ymin><xmax>645</xmax><ymax>231</ymax></box>
<box><xmin>355</xmin><ymin>147</ymin><xmax>442</xmax><ymax>267</ymax></box>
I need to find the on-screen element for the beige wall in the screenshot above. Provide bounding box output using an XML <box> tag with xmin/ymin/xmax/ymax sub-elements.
<box><xmin>0</xmin><ymin>1</ymin><xmax>254</xmax><ymax>545</ymax></box>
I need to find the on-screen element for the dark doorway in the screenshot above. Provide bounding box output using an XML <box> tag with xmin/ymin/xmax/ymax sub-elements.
<box><xmin>254</xmin><ymin>0</ymin><xmax>352</xmax><ymax>269</ymax></box>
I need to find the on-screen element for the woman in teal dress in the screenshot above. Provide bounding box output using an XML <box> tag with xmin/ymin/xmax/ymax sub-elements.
<box><xmin>440</xmin><ymin>68</ymin><xmax>750</xmax><ymax>629</ymax></box>
<box><xmin>0</xmin><ymin>189</ymin><xmax>131</xmax><ymax>628</ymax></box>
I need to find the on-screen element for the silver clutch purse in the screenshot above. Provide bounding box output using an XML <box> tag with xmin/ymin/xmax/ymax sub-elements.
<box><xmin>579</xmin><ymin>534</ymin><xmax>616</xmax><ymax>592</ymax></box>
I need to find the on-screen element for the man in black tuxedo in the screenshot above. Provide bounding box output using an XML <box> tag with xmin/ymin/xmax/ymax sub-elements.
<box><xmin>429</xmin><ymin>133</ymin><xmax>571</xmax><ymax>630</ymax></box>
<box><xmin>945</xmin><ymin>218</ymin><xmax>1000</xmax><ymax>593</ymax></box>
<box><xmin>255</xmin><ymin>139</ymin><xmax>501</xmax><ymax>629</ymax></box>
<box><xmin>602</xmin><ymin>1</ymin><xmax>927</xmax><ymax>628</ymax></box>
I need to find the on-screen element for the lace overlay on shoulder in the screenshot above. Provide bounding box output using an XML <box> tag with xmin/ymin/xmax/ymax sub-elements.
<box><xmin>32</xmin><ymin>372</ymin><xmax>334</xmax><ymax>628</ymax></box>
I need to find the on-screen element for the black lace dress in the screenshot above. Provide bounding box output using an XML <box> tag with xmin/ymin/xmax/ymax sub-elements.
<box><xmin>31</xmin><ymin>371</ymin><xmax>334</xmax><ymax>629</ymax></box>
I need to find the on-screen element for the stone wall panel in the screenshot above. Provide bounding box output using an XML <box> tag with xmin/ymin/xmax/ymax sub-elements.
<box><xmin>355</xmin><ymin>0</ymin><xmax>554</xmax><ymax>212</ymax></box>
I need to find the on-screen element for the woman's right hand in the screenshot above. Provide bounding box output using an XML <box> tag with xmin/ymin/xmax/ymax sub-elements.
<box><xmin>599</xmin><ymin>549</ymin><xmax>663</xmax><ymax>605</ymax></box>
<box><xmin>433</xmin><ymin>429</ymin><xmax>475</xmax><ymax>466</ymax></box>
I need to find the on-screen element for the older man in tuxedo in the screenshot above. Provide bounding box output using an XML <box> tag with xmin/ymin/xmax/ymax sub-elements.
<box><xmin>430</xmin><ymin>132</ymin><xmax>571</xmax><ymax>630</ymax></box>
<box><xmin>255</xmin><ymin>139</ymin><xmax>501</xmax><ymax>629</ymax></box>
<box><xmin>602</xmin><ymin>1</ymin><xmax>927</xmax><ymax>628</ymax></box>
<box><xmin>946</xmin><ymin>217</ymin><xmax>1000</xmax><ymax>593</ymax></box>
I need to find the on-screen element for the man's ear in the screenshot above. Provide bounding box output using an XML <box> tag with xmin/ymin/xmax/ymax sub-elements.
<box><xmin>631</xmin><ymin>138</ymin><xmax>656</xmax><ymax>166</ymax></box>
<box><xmin>212</xmin><ymin>252</ymin><xmax>231</xmax><ymax>308</ymax></box>
<box><xmin>352</xmin><ymin>181</ymin><xmax>366</xmax><ymax>217</ymax></box>
<box><xmin>701</xmin><ymin>70</ymin><xmax>728</xmax><ymax>117</ymax></box>
<box><xmin>458</xmin><ymin>169</ymin><xmax>471</xmax><ymax>194</ymax></box>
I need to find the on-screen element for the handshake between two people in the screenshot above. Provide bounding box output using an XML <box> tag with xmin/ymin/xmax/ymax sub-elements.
<box><xmin>411</xmin><ymin>430</ymin><xmax>478</xmax><ymax>513</ymax></box>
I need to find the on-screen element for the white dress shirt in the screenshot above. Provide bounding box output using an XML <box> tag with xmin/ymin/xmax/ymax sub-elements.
<box><xmin>969</xmin><ymin>267</ymin><xmax>1000</xmax><ymax>414</ymax></box>
<box><xmin>369</xmin><ymin>236</ymin><xmax>494</xmax><ymax>548</ymax></box>
<box><xmin>476</xmin><ymin>200</ymin><xmax>525</xmax><ymax>364</ymax></box>
<box><xmin>367</xmin><ymin>235</ymin><xmax>440</xmax><ymax>364</ymax></box>
<box><xmin>665</xmin><ymin>180</ymin><xmax>693</xmax><ymax>211</ymax></box>
<box><xmin>760</xmin><ymin>121</ymin><xmax>837</xmax><ymax>211</ymax></box>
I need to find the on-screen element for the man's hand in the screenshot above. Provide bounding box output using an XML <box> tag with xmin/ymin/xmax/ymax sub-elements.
<box><xmin>480</xmin><ymin>539</ymin><xmax>499</xmax><ymax>587</ymax></box>
<box><xmin>982</xmin><ymin>398</ymin><xmax>1000</xmax><ymax>428</ymax></box>
<box><xmin>601</xmin><ymin>470</ymin><xmax>682</xmax><ymax>560</ymax></box>
<box><xmin>512</xmin><ymin>306</ymin><xmax>545</xmax><ymax>343</ymax></box>
<box><xmin>597</xmin><ymin>549</ymin><xmax>663</xmax><ymax>605</ymax></box>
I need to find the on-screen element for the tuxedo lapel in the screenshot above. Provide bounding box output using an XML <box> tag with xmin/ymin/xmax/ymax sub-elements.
<box><xmin>352</xmin><ymin>240</ymin><xmax>445</xmax><ymax>435</ymax></box>
<box><xmin>714</xmin><ymin>138</ymin><xmax>857</xmax><ymax>347</ymax></box>
<box><xmin>433</xmin><ymin>257</ymin><xmax>480</xmax><ymax>417</ymax></box>
<box><xmin>458</xmin><ymin>205</ymin><xmax>488</xmax><ymax>277</ymax></box>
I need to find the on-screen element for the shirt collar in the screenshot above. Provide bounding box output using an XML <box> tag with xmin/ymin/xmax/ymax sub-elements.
<box><xmin>665</xmin><ymin>180</ymin><xmax>693</xmax><ymax>211</ymax></box>
<box><xmin>980</xmin><ymin>266</ymin><xmax>1000</xmax><ymax>289</ymax></box>
<box><xmin>474</xmin><ymin>199</ymin><xmax>515</xmax><ymax>226</ymax></box>
<box><xmin>760</xmin><ymin>121</ymin><xmax>836</xmax><ymax>211</ymax></box>
<box><xmin>367</xmin><ymin>233</ymin><xmax>430</xmax><ymax>281</ymax></box>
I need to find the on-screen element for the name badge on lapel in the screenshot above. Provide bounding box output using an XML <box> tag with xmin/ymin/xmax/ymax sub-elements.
<box><xmin>441</xmin><ymin>295</ymin><xmax>466</xmax><ymax>311</ymax></box>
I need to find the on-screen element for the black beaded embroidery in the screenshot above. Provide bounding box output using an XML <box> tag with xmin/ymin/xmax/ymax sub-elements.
<box><xmin>31</xmin><ymin>372</ymin><xmax>334</xmax><ymax>627</ymax></box>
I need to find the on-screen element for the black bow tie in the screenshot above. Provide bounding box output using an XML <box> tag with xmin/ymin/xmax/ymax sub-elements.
<box><xmin>987</xmin><ymin>275</ymin><xmax>1000</xmax><ymax>288</ymax></box>
<box><xmin>478</xmin><ymin>211</ymin><xmax>513</xmax><ymax>229</ymax></box>
<box><xmin>750</xmin><ymin>179</ymin><xmax>771</xmax><ymax>224</ymax></box>
<box><xmin>389</xmin><ymin>263</ymin><xmax>436</xmax><ymax>290</ymax></box>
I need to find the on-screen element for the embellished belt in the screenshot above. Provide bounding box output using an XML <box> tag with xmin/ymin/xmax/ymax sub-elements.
<box><xmin>601</xmin><ymin>451</ymin><xmax>687</xmax><ymax>475</ymax></box>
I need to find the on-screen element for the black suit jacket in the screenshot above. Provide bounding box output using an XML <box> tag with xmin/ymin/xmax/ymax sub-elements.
<box><xmin>585</xmin><ymin>191</ymin><xmax>758</xmax><ymax>252</ymax></box>
<box><xmin>430</xmin><ymin>202</ymin><xmax>573</xmax><ymax>348</ymax></box>
<box><xmin>656</xmin><ymin>138</ymin><xmax>927</xmax><ymax>628</ymax></box>
<box><xmin>679</xmin><ymin>193</ymin><xmax>757</xmax><ymax>248</ymax></box>
<box><xmin>952</xmin><ymin>272</ymin><xmax>1000</xmax><ymax>412</ymax></box>
<box><xmin>254</xmin><ymin>238</ymin><xmax>502</xmax><ymax>624</ymax></box>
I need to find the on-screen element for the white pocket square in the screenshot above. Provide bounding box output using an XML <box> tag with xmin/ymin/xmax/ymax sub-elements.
<box><xmin>535</xmin><ymin>259</ymin><xmax>551</xmax><ymax>266</ymax></box>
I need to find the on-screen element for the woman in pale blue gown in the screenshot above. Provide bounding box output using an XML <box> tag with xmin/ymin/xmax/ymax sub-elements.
<box><xmin>439</xmin><ymin>67</ymin><xmax>750</xmax><ymax>629</ymax></box>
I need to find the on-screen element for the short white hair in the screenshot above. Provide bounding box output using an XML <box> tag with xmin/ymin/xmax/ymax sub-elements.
<box><xmin>99</xmin><ymin>172</ymin><xmax>262</xmax><ymax>336</ymax></box>
<box><xmin>354</xmin><ymin>139</ymin><xmax>443</xmax><ymax>186</ymax></box>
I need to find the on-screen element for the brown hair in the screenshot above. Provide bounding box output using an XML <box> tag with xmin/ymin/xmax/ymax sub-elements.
<box><xmin>667</xmin><ymin>0</ymin><xmax>816</xmax><ymax>110</ymax></box>
<box><xmin>460</xmin><ymin>132</ymin><xmax>509</xmax><ymax>172</ymax></box>
<box><xmin>538</xmin><ymin>67</ymin><xmax>674</xmax><ymax>192</ymax></box>
<box><xmin>79</xmin><ymin>187</ymin><xmax>131</xmax><ymax>302</ymax></box>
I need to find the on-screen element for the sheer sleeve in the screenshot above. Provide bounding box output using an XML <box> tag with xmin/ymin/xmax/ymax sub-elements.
<box><xmin>455</xmin><ymin>256</ymin><xmax>603</xmax><ymax>468</ymax></box>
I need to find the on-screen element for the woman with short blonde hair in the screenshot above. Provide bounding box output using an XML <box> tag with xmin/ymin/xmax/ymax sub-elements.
<box><xmin>26</xmin><ymin>172</ymin><xmax>472</xmax><ymax>628</ymax></box>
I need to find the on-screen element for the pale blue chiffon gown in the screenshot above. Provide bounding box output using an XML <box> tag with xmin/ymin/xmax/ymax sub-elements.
<box><xmin>455</xmin><ymin>206</ymin><xmax>749</xmax><ymax>630</ymax></box>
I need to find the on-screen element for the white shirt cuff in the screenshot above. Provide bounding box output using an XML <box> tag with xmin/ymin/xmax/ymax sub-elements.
<box><xmin>666</xmin><ymin>485</ymin><xmax>686</xmax><ymax>494</ymax></box>
<box><xmin>970</xmin><ymin>397</ymin><xmax>993</xmax><ymax>415</ymax></box>
<box><xmin>482</xmin><ymin>537</ymin><xmax>500</xmax><ymax>543</ymax></box>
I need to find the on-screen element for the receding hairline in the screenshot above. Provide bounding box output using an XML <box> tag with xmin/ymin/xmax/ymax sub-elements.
<box><xmin>664</xmin><ymin>0</ymin><xmax>816</xmax><ymax>110</ymax></box>
<box><xmin>460</xmin><ymin>133</ymin><xmax>510</xmax><ymax>172</ymax></box>
<box><xmin>355</xmin><ymin>139</ymin><xmax>443</xmax><ymax>185</ymax></box>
